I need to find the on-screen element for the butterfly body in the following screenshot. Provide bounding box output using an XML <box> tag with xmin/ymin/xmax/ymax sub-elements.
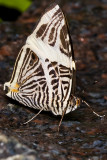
<box><xmin>4</xmin><ymin>3</ymin><xmax>80</xmax><ymax>116</ymax></box>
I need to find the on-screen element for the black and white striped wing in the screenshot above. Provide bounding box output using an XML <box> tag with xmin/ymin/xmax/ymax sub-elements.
<box><xmin>28</xmin><ymin>3</ymin><xmax>75</xmax><ymax>63</ymax></box>
<box><xmin>4</xmin><ymin>3</ymin><xmax>76</xmax><ymax>115</ymax></box>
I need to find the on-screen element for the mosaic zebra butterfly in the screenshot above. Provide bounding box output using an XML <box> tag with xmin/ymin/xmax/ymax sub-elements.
<box><xmin>4</xmin><ymin>3</ymin><xmax>80</xmax><ymax>118</ymax></box>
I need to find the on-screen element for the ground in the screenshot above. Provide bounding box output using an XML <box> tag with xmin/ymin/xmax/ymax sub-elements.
<box><xmin>0</xmin><ymin>0</ymin><xmax>107</xmax><ymax>159</ymax></box>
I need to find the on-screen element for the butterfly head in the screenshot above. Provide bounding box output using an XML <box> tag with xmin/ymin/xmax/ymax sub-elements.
<box><xmin>70</xmin><ymin>96</ymin><xmax>81</xmax><ymax>111</ymax></box>
<box><xmin>76</xmin><ymin>97</ymin><xmax>81</xmax><ymax>107</ymax></box>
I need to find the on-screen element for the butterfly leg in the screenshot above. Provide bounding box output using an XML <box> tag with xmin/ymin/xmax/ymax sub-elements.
<box><xmin>58</xmin><ymin>106</ymin><xmax>68</xmax><ymax>132</ymax></box>
<box><xmin>23</xmin><ymin>108</ymin><xmax>44</xmax><ymax>125</ymax></box>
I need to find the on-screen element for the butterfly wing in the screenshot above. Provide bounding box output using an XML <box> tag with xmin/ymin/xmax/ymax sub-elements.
<box><xmin>4</xmin><ymin>3</ymin><xmax>76</xmax><ymax>115</ymax></box>
<box><xmin>27</xmin><ymin>3</ymin><xmax>74</xmax><ymax>65</ymax></box>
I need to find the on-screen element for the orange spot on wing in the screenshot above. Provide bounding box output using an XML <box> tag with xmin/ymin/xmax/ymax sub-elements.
<box><xmin>10</xmin><ymin>83</ymin><xmax>19</xmax><ymax>92</ymax></box>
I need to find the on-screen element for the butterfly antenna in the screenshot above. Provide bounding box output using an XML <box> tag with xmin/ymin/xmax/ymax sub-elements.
<box><xmin>82</xmin><ymin>100</ymin><xmax>105</xmax><ymax>118</ymax></box>
<box><xmin>23</xmin><ymin>108</ymin><xmax>43</xmax><ymax>125</ymax></box>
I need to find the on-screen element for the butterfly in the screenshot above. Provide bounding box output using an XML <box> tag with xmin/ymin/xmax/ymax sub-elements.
<box><xmin>4</xmin><ymin>3</ymin><xmax>81</xmax><ymax>126</ymax></box>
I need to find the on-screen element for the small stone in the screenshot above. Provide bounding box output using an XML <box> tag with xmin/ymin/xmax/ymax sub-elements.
<box><xmin>0</xmin><ymin>45</ymin><xmax>12</xmax><ymax>57</ymax></box>
<box><xmin>102</xmin><ymin>73</ymin><xmax>107</xmax><ymax>79</ymax></box>
<box><xmin>88</xmin><ymin>156</ymin><xmax>100</xmax><ymax>160</ymax></box>
<box><xmin>92</xmin><ymin>140</ymin><xmax>103</xmax><ymax>148</ymax></box>
<box><xmin>0</xmin><ymin>134</ymin><xmax>8</xmax><ymax>143</ymax></box>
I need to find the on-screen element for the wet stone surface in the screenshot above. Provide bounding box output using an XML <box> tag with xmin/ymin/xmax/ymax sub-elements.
<box><xmin>0</xmin><ymin>0</ymin><xmax>107</xmax><ymax>159</ymax></box>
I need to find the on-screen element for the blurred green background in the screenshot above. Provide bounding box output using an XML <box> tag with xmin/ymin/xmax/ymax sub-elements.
<box><xmin>0</xmin><ymin>0</ymin><xmax>32</xmax><ymax>21</ymax></box>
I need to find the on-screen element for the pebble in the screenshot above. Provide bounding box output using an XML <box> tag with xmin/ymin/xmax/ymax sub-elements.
<box><xmin>0</xmin><ymin>133</ymin><xmax>38</xmax><ymax>160</ymax></box>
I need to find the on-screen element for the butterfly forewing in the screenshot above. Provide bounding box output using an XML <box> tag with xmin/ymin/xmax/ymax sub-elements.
<box><xmin>4</xmin><ymin>3</ymin><xmax>78</xmax><ymax>115</ymax></box>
